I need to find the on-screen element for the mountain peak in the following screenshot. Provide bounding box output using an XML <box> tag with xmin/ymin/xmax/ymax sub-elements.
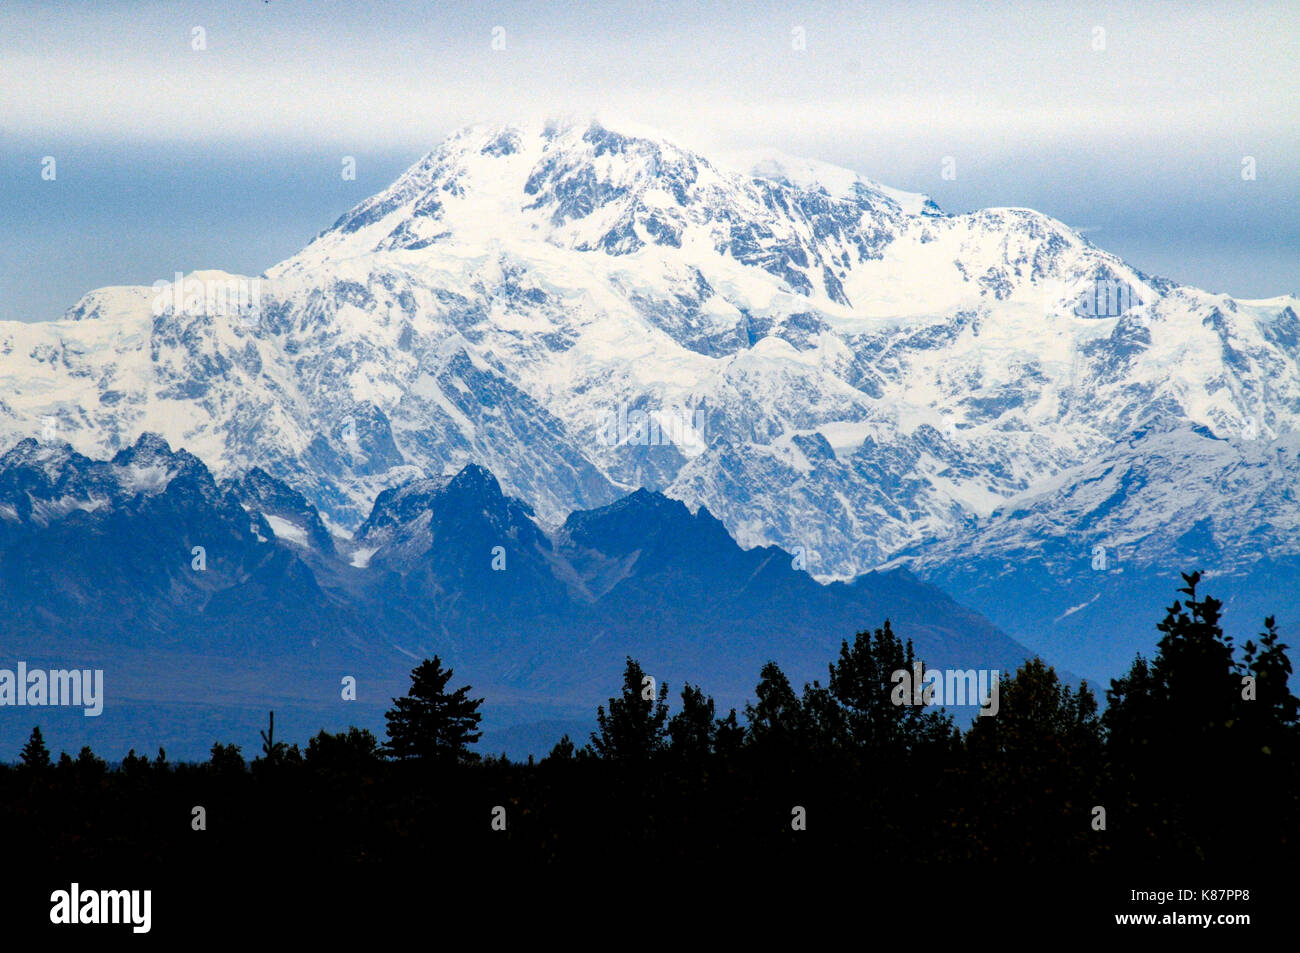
<box><xmin>445</xmin><ymin>461</ymin><xmax>506</xmax><ymax>499</ymax></box>
<box><xmin>735</xmin><ymin>148</ymin><xmax>942</xmax><ymax>217</ymax></box>
<box><xmin>561</xmin><ymin>486</ymin><xmax>736</xmax><ymax>563</ymax></box>
<box><xmin>272</xmin><ymin>117</ymin><xmax>916</xmax><ymax>309</ymax></box>
<box><xmin>110</xmin><ymin>432</ymin><xmax>208</xmax><ymax>481</ymax></box>
<box><xmin>356</xmin><ymin>463</ymin><xmax>528</xmax><ymax>536</ymax></box>
<box><xmin>114</xmin><ymin>431</ymin><xmax>174</xmax><ymax>460</ymax></box>
<box><xmin>0</xmin><ymin>436</ymin><xmax>46</xmax><ymax>469</ymax></box>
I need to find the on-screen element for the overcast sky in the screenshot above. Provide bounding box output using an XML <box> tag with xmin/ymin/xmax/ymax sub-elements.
<box><xmin>2</xmin><ymin>0</ymin><xmax>1296</xmax><ymax>322</ymax></box>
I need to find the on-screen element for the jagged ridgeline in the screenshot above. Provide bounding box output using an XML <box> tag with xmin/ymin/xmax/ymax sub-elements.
<box><xmin>0</xmin><ymin>434</ymin><xmax>1035</xmax><ymax>759</ymax></box>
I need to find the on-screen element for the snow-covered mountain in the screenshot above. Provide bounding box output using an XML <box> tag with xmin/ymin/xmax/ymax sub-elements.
<box><xmin>2</xmin><ymin>117</ymin><xmax>1297</xmax><ymax>596</ymax></box>
<box><xmin>0</xmin><ymin>434</ymin><xmax>1038</xmax><ymax>758</ymax></box>
<box><xmin>887</xmin><ymin>420</ymin><xmax>1300</xmax><ymax>677</ymax></box>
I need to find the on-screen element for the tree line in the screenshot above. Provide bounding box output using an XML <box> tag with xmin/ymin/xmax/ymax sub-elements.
<box><xmin>3</xmin><ymin>572</ymin><xmax>1296</xmax><ymax>868</ymax></box>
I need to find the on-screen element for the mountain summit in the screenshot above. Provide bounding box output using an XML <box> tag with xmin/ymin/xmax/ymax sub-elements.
<box><xmin>1</xmin><ymin>118</ymin><xmax>1297</xmax><ymax>600</ymax></box>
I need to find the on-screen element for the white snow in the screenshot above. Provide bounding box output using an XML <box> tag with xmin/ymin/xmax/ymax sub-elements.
<box><xmin>264</xmin><ymin>514</ymin><xmax>310</xmax><ymax>547</ymax></box>
<box><xmin>1</xmin><ymin>117</ymin><xmax>1296</xmax><ymax>581</ymax></box>
<box><xmin>349</xmin><ymin>546</ymin><xmax>379</xmax><ymax>568</ymax></box>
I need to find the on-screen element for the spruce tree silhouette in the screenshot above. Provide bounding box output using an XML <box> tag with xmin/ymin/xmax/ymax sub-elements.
<box><xmin>1104</xmin><ymin>571</ymin><xmax>1300</xmax><ymax>861</ymax></box>
<box><xmin>306</xmin><ymin>727</ymin><xmax>381</xmax><ymax>774</ymax></box>
<box><xmin>121</xmin><ymin>748</ymin><xmax>151</xmax><ymax>780</ymax></box>
<box><xmin>545</xmin><ymin>734</ymin><xmax>576</xmax><ymax>762</ymax></box>
<box><xmin>668</xmin><ymin>683</ymin><xmax>717</xmax><ymax>763</ymax></box>
<box><xmin>73</xmin><ymin>745</ymin><xmax>107</xmax><ymax>783</ymax></box>
<box><xmin>827</xmin><ymin>619</ymin><xmax>955</xmax><ymax>757</ymax></box>
<box><xmin>1240</xmin><ymin>614</ymin><xmax>1300</xmax><ymax>741</ymax></box>
<box><xmin>383</xmin><ymin>656</ymin><xmax>483</xmax><ymax>764</ymax></box>
<box><xmin>18</xmin><ymin>726</ymin><xmax>50</xmax><ymax>772</ymax></box>
<box><xmin>963</xmin><ymin>658</ymin><xmax>1102</xmax><ymax>862</ymax></box>
<box><xmin>1236</xmin><ymin>613</ymin><xmax>1300</xmax><ymax>861</ymax></box>
<box><xmin>713</xmin><ymin>708</ymin><xmax>745</xmax><ymax>758</ymax></box>
<box><xmin>208</xmin><ymin>741</ymin><xmax>246</xmax><ymax>776</ymax></box>
<box><xmin>591</xmin><ymin>657</ymin><xmax>668</xmax><ymax>763</ymax></box>
<box><xmin>743</xmin><ymin>661</ymin><xmax>805</xmax><ymax>758</ymax></box>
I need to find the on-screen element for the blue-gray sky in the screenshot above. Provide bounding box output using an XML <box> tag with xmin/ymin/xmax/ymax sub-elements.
<box><xmin>2</xmin><ymin>0</ymin><xmax>1296</xmax><ymax>323</ymax></box>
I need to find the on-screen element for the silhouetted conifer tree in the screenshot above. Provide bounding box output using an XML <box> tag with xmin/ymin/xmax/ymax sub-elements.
<box><xmin>121</xmin><ymin>748</ymin><xmax>151</xmax><ymax>779</ymax></box>
<box><xmin>591</xmin><ymin>657</ymin><xmax>669</xmax><ymax>762</ymax></box>
<box><xmin>1240</xmin><ymin>615</ymin><xmax>1300</xmax><ymax>742</ymax></box>
<box><xmin>208</xmin><ymin>742</ymin><xmax>246</xmax><ymax>775</ymax></box>
<box><xmin>744</xmin><ymin>661</ymin><xmax>805</xmax><ymax>756</ymax></box>
<box><xmin>1104</xmin><ymin>571</ymin><xmax>1300</xmax><ymax>861</ymax></box>
<box><xmin>963</xmin><ymin>657</ymin><xmax>1102</xmax><ymax>861</ymax></box>
<box><xmin>383</xmin><ymin>656</ymin><xmax>483</xmax><ymax>764</ymax></box>
<box><xmin>668</xmin><ymin>683</ymin><xmax>717</xmax><ymax>762</ymax></box>
<box><xmin>74</xmin><ymin>745</ymin><xmax>107</xmax><ymax>782</ymax></box>
<box><xmin>306</xmin><ymin>727</ymin><xmax>381</xmax><ymax>773</ymax></box>
<box><xmin>19</xmin><ymin>726</ymin><xmax>50</xmax><ymax>772</ymax></box>
<box><xmin>828</xmin><ymin>619</ymin><xmax>954</xmax><ymax>756</ymax></box>
<box><xmin>713</xmin><ymin>709</ymin><xmax>745</xmax><ymax>757</ymax></box>
<box><xmin>545</xmin><ymin>734</ymin><xmax>576</xmax><ymax>761</ymax></box>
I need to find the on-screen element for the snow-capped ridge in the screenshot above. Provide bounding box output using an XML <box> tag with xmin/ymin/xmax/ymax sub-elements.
<box><xmin>1</xmin><ymin>118</ymin><xmax>1297</xmax><ymax>582</ymax></box>
<box><xmin>734</xmin><ymin>148</ymin><xmax>942</xmax><ymax>217</ymax></box>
